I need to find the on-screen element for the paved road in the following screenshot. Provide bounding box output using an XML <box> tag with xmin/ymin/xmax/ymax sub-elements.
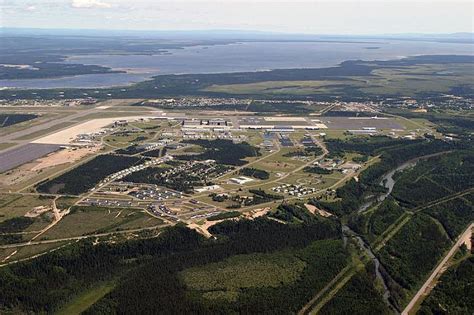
<box><xmin>402</xmin><ymin>222</ymin><xmax>474</xmax><ymax>315</ymax></box>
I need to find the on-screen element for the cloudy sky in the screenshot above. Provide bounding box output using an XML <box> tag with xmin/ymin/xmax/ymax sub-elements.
<box><xmin>1</xmin><ymin>0</ymin><xmax>473</xmax><ymax>34</ymax></box>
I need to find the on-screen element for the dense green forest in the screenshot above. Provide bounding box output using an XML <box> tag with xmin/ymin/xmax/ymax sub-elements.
<box><xmin>177</xmin><ymin>139</ymin><xmax>260</xmax><ymax>166</ymax></box>
<box><xmin>123</xmin><ymin>162</ymin><xmax>231</xmax><ymax>193</ymax></box>
<box><xmin>303</xmin><ymin>166</ymin><xmax>333</xmax><ymax>174</ymax></box>
<box><xmin>270</xmin><ymin>203</ymin><xmax>319</xmax><ymax>223</ymax></box>
<box><xmin>238</xmin><ymin>167</ymin><xmax>270</xmax><ymax>180</ymax></box>
<box><xmin>311</xmin><ymin>137</ymin><xmax>473</xmax><ymax>311</ymax></box>
<box><xmin>419</xmin><ymin>255</ymin><xmax>474</xmax><ymax>315</ymax></box>
<box><xmin>283</xmin><ymin>146</ymin><xmax>323</xmax><ymax>158</ymax></box>
<box><xmin>424</xmin><ymin>198</ymin><xmax>474</xmax><ymax>239</ymax></box>
<box><xmin>312</xmin><ymin>139</ymin><xmax>456</xmax><ymax>216</ymax></box>
<box><xmin>347</xmin><ymin>198</ymin><xmax>405</xmax><ymax>244</ymax></box>
<box><xmin>115</xmin><ymin>144</ymin><xmax>149</xmax><ymax>155</ymax></box>
<box><xmin>0</xmin><ymin>217</ymin><xmax>37</xmax><ymax>245</ymax></box>
<box><xmin>36</xmin><ymin>154</ymin><xmax>142</xmax><ymax>195</ymax></box>
<box><xmin>377</xmin><ymin>214</ymin><xmax>452</xmax><ymax>306</ymax></box>
<box><xmin>0</xmin><ymin>215</ymin><xmax>347</xmax><ymax>314</ymax></box>
<box><xmin>318</xmin><ymin>264</ymin><xmax>391</xmax><ymax>315</ymax></box>
<box><xmin>391</xmin><ymin>150</ymin><xmax>473</xmax><ymax>208</ymax></box>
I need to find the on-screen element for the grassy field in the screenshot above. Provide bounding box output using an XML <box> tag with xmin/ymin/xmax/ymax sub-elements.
<box><xmin>0</xmin><ymin>194</ymin><xmax>54</xmax><ymax>222</ymax></box>
<box><xmin>201</xmin><ymin>63</ymin><xmax>474</xmax><ymax>97</ymax></box>
<box><xmin>103</xmin><ymin>130</ymin><xmax>150</xmax><ymax>148</ymax></box>
<box><xmin>55</xmin><ymin>282</ymin><xmax>116</xmax><ymax>315</ymax></box>
<box><xmin>0</xmin><ymin>112</ymin><xmax>66</xmax><ymax>137</ymax></box>
<box><xmin>180</xmin><ymin>251</ymin><xmax>306</xmax><ymax>301</ymax></box>
<box><xmin>39</xmin><ymin>206</ymin><xmax>163</xmax><ymax>240</ymax></box>
<box><xmin>0</xmin><ymin>143</ymin><xmax>15</xmax><ymax>150</ymax></box>
<box><xmin>3</xmin><ymin>241</ymin><xmax>72</xmax><ymax>264</ymax></box>
<box><xmin>13</xmin><ymin>122</ymin><xmax>74</xmax><ymax>141</ymax></box>
<box><xmin>203</xmin><ymin>80</ymin><xmax>361</xmax><ymax>95</ymax></box>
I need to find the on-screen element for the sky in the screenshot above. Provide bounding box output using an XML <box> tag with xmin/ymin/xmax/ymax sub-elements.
<box><xmin>0</xmin><ymin>0</ymin><xmax>473</xmax><ymax>35</ymax></box>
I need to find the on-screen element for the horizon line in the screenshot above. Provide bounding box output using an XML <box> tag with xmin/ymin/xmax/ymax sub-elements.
<box><xmin>1</xmin><ymin>26</ymin><xmax>473</xmax><ymax>38</ymax></box>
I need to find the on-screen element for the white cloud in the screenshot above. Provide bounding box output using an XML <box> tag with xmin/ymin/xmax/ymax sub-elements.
<box><xmin>71</xmin><ymin>0</ymin><xmax>112</xmax><ymax>9</ymax></box>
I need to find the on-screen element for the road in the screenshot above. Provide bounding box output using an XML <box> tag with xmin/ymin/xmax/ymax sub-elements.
<box><xmin>402</xmin><ymin>222</ymin><xmax>474</xmax><ymax>315</ymax></box>
<box><xmin>0</xmin><ymin>223</ymin><xmax>168</xmax><ymax>250</ymax></box>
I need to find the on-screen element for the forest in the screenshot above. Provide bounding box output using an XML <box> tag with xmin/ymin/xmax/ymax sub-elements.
<box><xmin>36</xmin><ymin>154</ymin><xmax>142</xmax><ymax>195</ymax></box>
<box><xmin>115</xmin><ymin>144</ymin><xmax>149</xmax><ymax>155</ymax></box>
<box><xmin>177</xmin><ymin>139</ymin><xmax>260</xmax><ymax>166</ymax></box>
<box><xmin>312</xmin><ymin>139</ymin><xmax>457</xmax><ymax>216</ymax></box>
<box><xmin>303</xmin><ymin>166</ymin><xmax>333</xmax><ymax>174</ymax></box>
<box><xmin>270</xmin><ymin>203</ymin><xmax>320</xmax><ymax>223</ymax></box>
<box><xmin>0</xmin><ymin>215</ymin><xmax>347</xmax><ymax>314</ymax></box>
<box><xmin>347</xmin><ymin>198</ymin><xmax>405</xmax><ymax>244</ymax></box>
<box><xmin>419</xmin><ymin>255</ymin><xmax>474</xmax><ymax>315</ymax></box>
<box><xmin>391</xmin><ymin>150</ymin><xmax>473</xmax><ymax>208</ymax></box>
<box><xmin>377</xmin><ymin>214</ymin><xmax>452</xmax><ymax>306</ymax></box>
<box><xmin>318</xmin><ymin>264</ymin><xmax>391</xmax><ymax>315</ymax></box>
<box><xmin>238</xmin><ymin>167</ymin><xmax>270</xmax><ymax>180</ymax></box>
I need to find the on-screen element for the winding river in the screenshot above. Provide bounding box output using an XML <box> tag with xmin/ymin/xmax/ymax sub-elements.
<box><xmin>342</xmin><ymin>225</ymin><xmax>398</xmax><ymax>313</ymax></box>
<box><xmin>343</xmin><ymin>151</ymin><xmax>450</xmax><ymax>313</ymax></box>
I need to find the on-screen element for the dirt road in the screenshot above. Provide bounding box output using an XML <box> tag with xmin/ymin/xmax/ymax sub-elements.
<box><xmin>402</xmin><ymin>222</ymin><xmax>474</xmax><ymax>315</ymax></box>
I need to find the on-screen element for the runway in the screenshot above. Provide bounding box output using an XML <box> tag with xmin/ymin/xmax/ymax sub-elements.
<box><xmin>0</xmin><ymin>143</ymin><xmax>62</xmax><ymax>173</ymax></box>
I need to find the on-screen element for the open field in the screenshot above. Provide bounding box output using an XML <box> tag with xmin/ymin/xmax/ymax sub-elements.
<box><xmin>39</xmin><ymin>206</ymin><xmax>163</xmax><ymax>240</ymax></box>
<box><xmin>203</xmin><ymin>80</ymin><xmax>359</xmax><ymax>95</ymax></box>
<box><xmin>0</xmin><ymin>194</ymin><xmax>55</xmax><ymax>222</ymax></box>
<box><xmin>201</xmin><ymin>62</ymin><xmax>474</xmax><ymax>98</ymax></box>
<box><xmin>2</xmin><ymin>241</ymin><xmax>72</xmax><ymax>264</ymax></box>
<box><xmin>56</xmin><ymin>282</ymin><xmax>116</xmax><ymax>315</ymax></box>
<box><xmin>181</xmin><ymin>251</ymin><xmax>307</xmax><ymax>300</ymax></box>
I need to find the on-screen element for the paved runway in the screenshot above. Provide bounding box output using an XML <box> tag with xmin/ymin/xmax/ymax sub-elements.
<box><xmin>0</xmin><ymin>143</ymin><xmax>61</xmax><ymax>173</ymax></box>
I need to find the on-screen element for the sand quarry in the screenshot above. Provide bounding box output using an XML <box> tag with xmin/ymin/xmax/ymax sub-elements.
<box><xmin>188</xmin><ymin>208</ymin><xmax>271</xmax><ymax>238</ymax></box>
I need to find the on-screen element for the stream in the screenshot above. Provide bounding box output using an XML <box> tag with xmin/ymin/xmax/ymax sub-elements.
<box><xmin>342</xmin><ymin>225</ymin><xmax>399</xmax><ymax>313</ymax></box>
<box><xmin>358</xmin><ymin>160</ymin><xmax>417</xmax><ymax>213</ymax></box>
<box><xmin>343</xmin><ymin>151</ymin><xmax>450</xmax><ymax>313</ymax></box>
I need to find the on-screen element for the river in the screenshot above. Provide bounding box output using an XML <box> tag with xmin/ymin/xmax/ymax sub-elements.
<box><xmin>358</xmin><ymin>151</ymin><xmax>450</xmax><ymax>213</ymax></box>
<box><xmin>342</xmin><ymin>225</ymin><xmax>399</xmax><ymax>313</ymax></box>
<box><xmin>345</xmin><ymin>151</ymin><xmax>451</xmax><ymax>313</ymax></box>
<box><xmin>358</xmin><ymin>160</ymin><xmax>417</xmax><ymax>212</ymax></box>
